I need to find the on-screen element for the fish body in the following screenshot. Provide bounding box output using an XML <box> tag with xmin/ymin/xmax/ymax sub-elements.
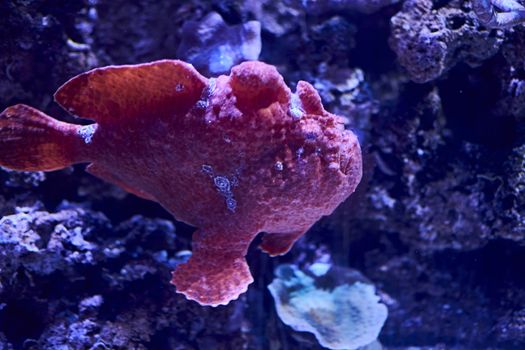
<box><xmin>0</xmin><ymin>60</ymin><xmax>362</xmax><ymax>306</ymax></box>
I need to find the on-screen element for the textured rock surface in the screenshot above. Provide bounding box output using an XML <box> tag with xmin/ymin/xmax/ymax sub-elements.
<box><xmin>0</xmin><ymin>205</ymin><xmax>252</xmax><ymax>349</ymax></box>
<box><xmin>390</xmin><ymin>0</ymin><xmax>504</xmax><ymax>83</ymax></box>
<box><xmin>1</xmin><ymin>0</ymin><xmax>525</xmax><ymax>349</ymax></box>
<box><xmin>303</xmin><ymin>0</ymin><xmax>400</xmax><ymax>15</ymax></box>
<box><xmin>176</xmin><ymin>12</ymin><xmax>261</xmax><ymax>75</ymax></box>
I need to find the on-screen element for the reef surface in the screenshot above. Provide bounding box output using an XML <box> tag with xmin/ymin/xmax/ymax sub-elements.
<box><xmin>0</xmin><ymin>0</ymin><xmax>524</xmax><ymax>349</ymax></box>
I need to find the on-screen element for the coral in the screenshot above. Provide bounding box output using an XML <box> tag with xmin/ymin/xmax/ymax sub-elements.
<box><xmin>306</xmin><ymin>16</ymin><xmax>357</xmax><ymax>67</ymax></box>
<box><xmin>494</xmin><ymin>307</ymin><xmax>525</xmax><ymax>343</ymax></box>
<box><xmin>2</xmin><ymin>0</ymin><xmax>524</xmax><ymax>347</ymax></box>
<box><xmin>1</xmin><ymin>169</ymin><xmax>46</xmax><ymax>189</ymax></box>
<box><xmin>390</xmin><ymin>0</ymin><xmax>504</xmax><ymax>83</ymax></box>
<box><xmin>92</xmin><ymin>1</ymin><xmax>185</xmax><ymax>65</ymax></box>
<box><xmin>497</xmin><ymin>143</ymin><xmax>525</xmax><ymax>239</ymax></box>
<box><xmin>0</xmin><ymin>0</ymin><xmax>98</xmax><ymax>109</ymax></box>
<box><xmin>472</xmin><ymin>0</ymin><xmax>525</xmax><ymax>28</ymax></box>
<box><xmin>346</xmin><ymin>79</ymin><xmax>525</xmax><ymax>345</ymax></box>
<box><xmin>176</xmin><ymin>12</ymin><xmax>261</xmax><ymax>75</ymax></box>
<box><xmin>301</xmin><ymin>65</ymin><xmax>376</xmax><ymax>124</ymax></box>
<box><xmin>0</xmin><ymin>60</ymin><xmax>362</xmax><ymax>306</ymax></box>
<box><xmin>0</xmin><ymin>204</ymin><xmax>251</xmax><ymax>349</ymax></box>
<box><xmin>359</xmin><ymin>84</ymin><xmax>525</xmax><ymax>252</ymax></box>
<box><xmin>244</xmin><ymin>1</ymin><xmax>304</xmax><ymax>36</ymax></box>
<box><xmin>302</xmin><ymin>0</ymin><xmax>400</xmax><ymax>15</ymax></box>
<box><xmin>497</xmin><ymin>25</ymin><xmax>525</xmax><ymax>120</ymax></box>
<box><xmin>268</xmin><ymin>263</ymin><xmax>388</xmax><ymax>350</ymax></box>
<box><xmin>0</xmin><ymin>207</ymin><xmax>110</xmax><ymax>276</ymax></box>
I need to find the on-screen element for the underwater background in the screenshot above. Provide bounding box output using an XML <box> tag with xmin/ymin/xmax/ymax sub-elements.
<box><xmin>0</xmin><ymin>0</ymin><xmax>524</xmax><ymax>349</ymax></box>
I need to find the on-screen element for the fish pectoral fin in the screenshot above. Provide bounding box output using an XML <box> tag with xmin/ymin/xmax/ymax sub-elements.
<box><xmin>259</xmin><ymin>230</ymin><xmax>307</xmax><ymax>257</ymax></box>
<box><xmin>86</xmin><ymin>163</ymin><xmax>155</xmax><ymax>201</ymax></box>
<box><xmin>54</xmin><ymin>60</ymin><xmax>208</xmax><ymax>123</ymax></box>
<box><xmin>171</xmin><ymin>228</ymin><xmax>255</xmax><ymax>306</ymax></box>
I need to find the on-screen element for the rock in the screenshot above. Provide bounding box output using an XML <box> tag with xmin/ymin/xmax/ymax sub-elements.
<box><xmin>390</xmin><ymin>0</ymin><xmax>504</xmax><ymax>83</ymax></box>
<box><xmin>177</xmin><ymin>12</ymin><xmax>261</xmax><ymax>75</ymax></box>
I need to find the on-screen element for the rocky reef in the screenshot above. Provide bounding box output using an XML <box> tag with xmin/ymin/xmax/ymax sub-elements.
<box><xmin>1</xmin><ymin>0</ymin><xmax>524</xmax><ymax>349</ymax></box>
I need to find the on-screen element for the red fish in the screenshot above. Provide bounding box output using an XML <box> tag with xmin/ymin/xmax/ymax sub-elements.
<box><xmin>0</xmin><ymin>60</ymin><xmax>362</xmax><ymax>306</ymax></box>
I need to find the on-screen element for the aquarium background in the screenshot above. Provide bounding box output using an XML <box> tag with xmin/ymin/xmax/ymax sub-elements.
<box><xmin>0</xmin><ymin>0</ymin><xmax>524</xmax><ymax>349</ymax></box>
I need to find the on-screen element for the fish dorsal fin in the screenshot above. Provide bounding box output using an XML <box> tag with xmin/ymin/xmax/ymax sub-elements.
<box><xmin>54</xmin><ymin>60</ymin><xmax>207</xmax><ymax>123</ymax></box>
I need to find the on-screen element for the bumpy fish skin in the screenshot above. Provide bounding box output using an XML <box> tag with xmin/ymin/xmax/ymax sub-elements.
<box><xmin>0</xmin><ymin>60</ymin><xmax>362</xmax><ymax>306</ymax></box>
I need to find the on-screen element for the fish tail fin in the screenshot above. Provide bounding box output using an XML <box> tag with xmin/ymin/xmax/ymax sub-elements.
<box><xmin>0</xmin><ymin>104</ymin><xmax>89</xmax><ymax>171</ymax></box>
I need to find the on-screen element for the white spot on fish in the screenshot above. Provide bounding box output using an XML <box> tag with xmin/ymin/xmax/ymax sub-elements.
<box><xmin>208</xmin><ymin>78</ymin><xmax>216</xmax><ymax>95</ymax></box>
<box><xmin>201</xmin><ymin>164</ymin><xmax>214</xmax><ymax>175</ymax></box>
<box><xmin>195</xmin><ymin>100</ymin><xmax>208</xmax><ymax>109</ymax></box>
<box><xmin>194</xmin><ymin>78</ymin><xmax>217</xmax><ymax>112</ymax></box>
<box><xmin>77</xmin><ymin>124</ymin><xmax>97</xmax><ymax>144</ymax></box>
<box><xmin>202</xmin><ymin>165</ymin><xmax>239</xmax><ymax>213</ymax></box>
<box><xmin>214</xmin><ymin>176</ymin><xmax>231</xmax><ymax>193</ymax></box>
<box><xmin>225</xmin><ymin>196</ymin><xmax>237</xmax><ymax>212</ymax></box>
<box><xmin>328</xmin><ymin>162</ymin><xmax>340</xmax><ymax>170</ymax></box>
<box><xmin>290</xmin><ymin>107</ymin><xmax>303</xmax><ymax>120</ymax></box>
<box><xmin>290</xmin><ymin>93</ymin><xmax>304</xmax><ymax>120</ymax></box>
